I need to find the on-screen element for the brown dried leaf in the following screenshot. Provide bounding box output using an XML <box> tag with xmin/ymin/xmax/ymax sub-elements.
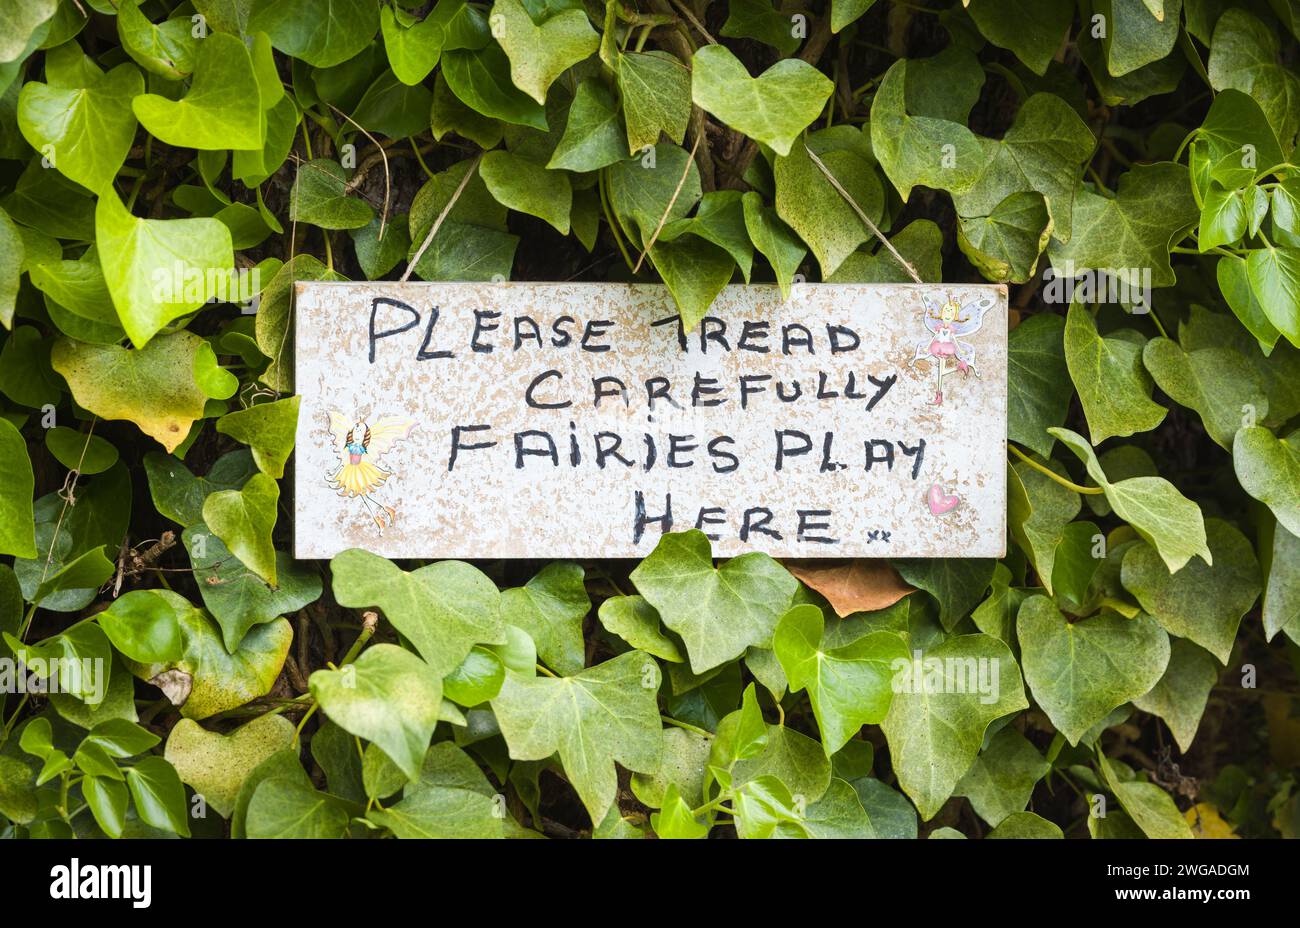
<box><xmin>782</xmin><ymin>560</ymin><xmax>914</xmax><ymax>618</ymax></box>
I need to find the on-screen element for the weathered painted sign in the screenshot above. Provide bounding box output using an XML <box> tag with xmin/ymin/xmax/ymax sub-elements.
<box><xmin>292</xmin><ymin>282</ymin><xmax>1007</xmax><ymax>559</ymax></box>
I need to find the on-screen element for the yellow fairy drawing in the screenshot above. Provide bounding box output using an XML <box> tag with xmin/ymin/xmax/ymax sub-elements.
<box><xmin>326</xmin><ymin>411</ymin><xmax>417</xmax><ymax>533</ymax></box>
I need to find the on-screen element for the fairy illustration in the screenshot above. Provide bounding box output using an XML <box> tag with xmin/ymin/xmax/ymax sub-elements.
<box><xmin>325</xmin><ymin>411</ymin><xmax>417</xmax><ymax>533</ymax></box>
<box><xmin>908</xmin><ymin>293</ymin><xmax>997</xmax><ymax>406</ymax></box>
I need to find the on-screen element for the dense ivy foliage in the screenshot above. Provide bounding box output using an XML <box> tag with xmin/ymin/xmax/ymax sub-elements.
<box><xmin>0</xmin><ymin>0</ymin><xmax>1298</xmax><ymax>840</ymax></box>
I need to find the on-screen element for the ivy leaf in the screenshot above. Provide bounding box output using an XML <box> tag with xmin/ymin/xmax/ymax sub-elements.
<box><xmin>1245</xmin><ymin>246</ymin><xmax>1300</xmax><ymax>346</ymax></box>
<box><xmin>631</xmin><ymin>530</ymin><xmax>798</xmax><ymax>673</ymax></box>
<box><xmin>957</xmin><ymin>191</ymin><xmax>1052</xmax><ymax>283</ymax></box>
<box><xmin>124</xmin><ymin>593</ymin><xmax>292</xmax><ymax>720</ymax></box>
<box><xmin>367</xmin><ymin>742</ymin><xmax>511</xmax><ymax>838</ymax></box>
<box><xmin>631</xmin><ymin>726</ymin><xmax>710</xmax><ymax>808</ymax></box>
<box><xmin>691</xmin><ymin>45</ymin><xmax>832</xmax><ymax>157</ymax></box>
<box><xmin>773</xmin><ymin>604</ymin><xmax>909</xmax><ymax>754</ymax></box>
<box><xmin>598</xmin><ymin>595</ymin><xmax>684</xmax><ymax>662</ymax></box>
<box><xmin>830</xmin><ymin>0</ymin><xmax>878</xmax><ymax>33</ymax></box>
<box><xmin>249</xmin><ymin>0</ymin><xmax>378</xmax><ymax>68</ymax></box>
<box><xmin>953</xmin><ymin>93</ymin><xmax>1096</xmax><ymax>245</ymax></box>
<box><xmin>202</xmin><ymin>472</ymin><xmax>278</xmax><ymax>587</ymax></box>
<box><xmin>1264</xmin><ymin>525</ymin><xmax>1300</xmax><ymax>645</ymax></box>
<box><xmin>661</xmin><ymin>189</ymin><xmax>753</xmax><ymax>282</ymax></box>
<box><xmin>1017</xmin><ymin>595</ymin><xmax>1170</xmax><ymax>745</ymax></box>
<box><xmin>617</xmin><ymin>50</ymin><xmax>690</xmax><ymax>154</ymax></box>
<box><xmin>51</xmin><ymin>332</ymin><xmax>217</xmax><ymax>453</ymax></box>
<box><xmin>607</xmin><ymin>143</ymin><xmax>701</xmax><ymax>245</ymax></box>
<box><xmin>164</xmin><ymin>715</ymin><xmax>295</xmax><ymax>818</ymax></box>
<box><xmin>954</xmin><ymin>727</ymin><xmax>1050</xmax><ymax>827</ymax></box>
<box><xmin>441</xmin><ymin>45</ymin><xmax>547</xmax><ymax>130</ymax></box>
<box><xmin>144</xmin><ymin>449</ymin><xmax>255</xmax><ymax>529</ymax></box>
<box><xmin>492</xmin><ymin>650</ymin><xmax>663</xmax><ymax>824</ymax></box>
<box><xmin>780</xmin><ymin>776</ymin><xmax>877</xmax><ymax>838</ymax></box>
<box><xmin>310</xmin><ymin>644</ymin><xmax>443</xmax><ymax>782</ymax></box>
<box><xmin>1053</xmin><ymin>427</ymin><xmax>1210</xmax><ymax>572</ymax></box>
<box><xmin>132</xmin><ymin>32</ymin><xmax>263</xmax><ymax>150</ymax></box>
<box><xmin>330</xmin><ymin>548</ymin><xmax>505</xmax><ymax>677</ymax></box>
<box><xmin>245</xmin><ymin>777</ymin><xmax>350</xmax><ymax>838</ymax></box>
<box><xmin>1233</xmin><ymin>426</ymin><xmax>1300</xmax><ymax>536</ymax></box>
<box><xmin>774</xmin><ymin>141</ymin><xmax>883</xmax><ymax>277</ymax></box>
<box><xmin>870</xmin><ymin>59</ymin><xmax>984</xmax><ymax>201</ymax></box>
<box><xmin>1007</xmin><ymin>457</ymin><xmax>1080</xmax><ymax>594</ymax></box>
<box><xmin>722</xmin><ymin>0</ymin><xmax>802</xmax><ymax>52</ymax></box>
<box><xmin>184</xmin><ymin>524</ymin><xmax>322</xmax><ymax>652</ymax></box>
<box><xmin>493</xmin><ymin>0</ymin><xmax>597</xmax><ymax>105</ymax></box>
<box><xmin>1206</xmin><ymin>8</ymin><xmax>1300</xmax><ymax>149</ymax></box>
<box><xmin>0</xmin><ymin>0</ymin><xmax>56</xmax><ymax>64</ymax></box>
<box><xmin>290</xmin><ymin>159</ymin><xmax>374</xmax><ymax>230</ymax></box>
<box><xmin>94</xmin><ymin>189</ymin><xmax>233</xmax><ymax>348</ymax></box>
<box><xmin>501</xmin><ymin>561</ymin><xmax>589</xmax><ymax>676</ymax></box>
<box><xmin>1142</xmin><ymin>337</ymin><xmax>1268</xmax><ymax>449</ymax></box>
<box><xmin>1064</xmin><ymin>302</ymin><xmax>1166</xmax><ymax>444</ymax></box>
<box><xmin>1047</xmin><ymin>162</ymin><xmax>1197</xmax><ymax>288</ymax></box>
<box><xmin>880</xmin><ymin>634</ymin><xmax>1028</xmax><ymax>820</ymax></box>
<box><xmin>649</xmin><ymin>235</ymin><xmax>735</xmax><ymax>330</ymax></box>
<box><xmin>965</xmin><ymin>0</ymin><xmax>1074</xmax><ymax>75</ymax></box>
<box><xmin>893</xmin><ymin>558</ymin><xmax>996</xmax><ymax>632</ymax></box>
<box><xmin>380</xmin><ymin>4</ymin><xmax>446</xmax><ymax>85</ymax></box>
<box><xmin>1099</xmin><ymin>756</ymin><xmax>1193</xmax><ymax>838</ymax></box>
<box><xmin>215</xmin><ymin>395</ymin><xmax>300</xmax><ymax>479</ymax></box>
<box><xmin>17</xmin><ymin>43</ymin><xmax>142</xmax><ymax>194</ymax></box>
<box><xmin>548</xmin><ymin>78</ymin><xmax>624</xmax><ymax>171</ymax></box>
<box><xmin>826</xmin><ymin>219</ymin><xmax>943</xmax><ymax>283</ymax></box>
<box><xmin>1132</xmin><ymin>638</ymin><xmax>1219</xmax><ymax>752</ymax></box>
<box><xmin>125</xmin><ymin>756</ymin><xmax>191</xmax><ymax>837</ymax></box>
<box><xmin>96</xmin><ymin>589</ymin><xmax>185</xmax><ymax>664</ymax></box>
<box><xmin>742</xmin><ymin>191</ymin><xmax>805</xmax><ymax>300</ymax></box>
<box><xmin>652</xmin><ymin>784</ymin><xmax>709</xmax><ymax>838</ymax></box>
<box><xmin>480</xmin><ymin>149</ymin><xmax>572</xmax><ymax>234</ymax></box>
<box><xmin>117</xmin><ymin>0</ymin><xmax>197</xmax><ymax>79</ymax></box>
<box><xmin>0</xmin><ymin>418</ymin><xmax>35</xmax><ymax>558</ymax></box>
<box><xmin>1008</xmin><ymin>313</ymin><xmax>1070</xmax><ymax>456</ymax></box>
<box><xmin>988</xmin><ymin>811</ymin><xmax>1063</xmax><ymax>838</ymax></box>
<box><xmin>1097</xmin><ymin>0</ymin><xmax>1181</xmax><ymax>77</ymax></box>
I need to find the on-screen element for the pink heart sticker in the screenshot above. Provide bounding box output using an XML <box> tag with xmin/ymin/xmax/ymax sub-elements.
<box><xmin>927</xmin><ymin>483</ymin><xmax>960</xmax><ymax>515</ymax></box>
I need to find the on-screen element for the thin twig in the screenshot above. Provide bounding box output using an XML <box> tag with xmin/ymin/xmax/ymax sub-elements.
<box><xmin>401</xmin><ymin>153</ymin><xmax>483</xmax><ymax>282</ymax></box>
<box><xmin>325</xmin><ymin>102</ymin><xmax>392</xmax><ymax>241</ymax></box>
<box><xmin>802</xmin><ymin>143</ymin><xmax>925</xmax><ymax>284</ymax></box>
<box><xmin>666</xmin><ymin>0</ymin><xmax>717</xmax><ymax>44</ymax></box>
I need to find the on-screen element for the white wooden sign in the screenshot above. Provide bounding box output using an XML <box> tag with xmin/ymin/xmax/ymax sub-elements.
<box><xmin>292</xmin><ymin>282</ymin><xmax>1007</xmax><ymax>559</ymax></box>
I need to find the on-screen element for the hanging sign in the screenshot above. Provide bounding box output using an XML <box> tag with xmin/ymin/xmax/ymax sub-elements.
<box><xmin>292</xmin><ymin>282</ymin><xmax>1007</xmax><ymax>559</ymax></box>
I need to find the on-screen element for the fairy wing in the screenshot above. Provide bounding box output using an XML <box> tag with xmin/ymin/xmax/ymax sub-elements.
<box><xmin>365</xmin><ymin>416</ymin><xmax>417</xmax><ymax>457</ymax></box>
<box><xmin>950</xmin><ymin>294</ymin><xmax>998</xmax><ymax>337</ymax></box>
<box><xmin>921</xmin><ymin>296</ymin><xmax>943</xmax><ymax>335</ymax></box>
<box><xmin>328</xmin><ymin>410</ymin><xmax>353</xmax><ymax>466</ymax></box>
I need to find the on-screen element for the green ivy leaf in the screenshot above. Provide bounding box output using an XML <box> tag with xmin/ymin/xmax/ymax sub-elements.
<box><xmin>617</xmin><ymin>50</ymin><xmax>689</xmax><ymax>154</ymax></box>
<box><xmin>249</xmin><ymin>0</ymin><xmax>378</xmax><ymax>68</ymax></box>
<box><xmin>1100</xmin><ymin>755</ymin><xmax>1193</xmax><ymax>838</ymax></box>
<box><xmin>0</xmin><ymin>417</ymin><xmax>36</xmax><ymax>558</ymax></box>
<box><xmin>96</xmin><ymin>589</ymin><xmax>185</xmax><ymax>664</ymax></box>
<box><xmin>1142</xmin><ymin>336</ymin><xmax>1268</xmax><ymax>449</ymax></box>
<box><xmin>1244</xmin><ymin>246</ymin><xmax>1300</xmax><ymax>346</ymax></box>
<box><xmin>493</xmin><ymin>0</ymin><xmax>597</xmax><ymax>104</ymax></box>
<box><xmin>132</xmin><ymin>32</ymin><xmax>264</xmax><ymax>150</ymax></box>
<box><xmin>441</xmin><ymin>45</ymin><xmax>548</xmax><ymax>129</ymax></box>
<box><xmin>598</xmin><ymin>594</ymin><xmax>684</xmax><ymax>663</ymax></box>
<box><xmin>1132</xmin><ymin>638</ymin><xmax>1218</xmax><ymax>752</ymax></box>
<box><xmin>1047</xmin><ymin>162</ymin><xmax>1197</xmax><ymax>288</ymax></box>
<box><xmin>201</xmin><ymin>471</ymin><xmax>279</xmax><ymax>586</ymax></box>
<box><xmin>1206</xmin><ymin>8</ymin><xmax>1300</xmax><ymax>149</ymax></box>
<box><xmin>290</xmin><ymin>158</ymin><xmax>374</xmax><ymax>230</ymax></box>
<box><xmin>547</xmin><ymin>78</ymin><xmax>625</xmax><ymax>171</ymax></box>
<box><xmin>492</xmin><ymin>650</ymin><xmax>662</xmax><ymax>824</ymax></box>
<box><xmin>369</xmin><ymin>742</ymin><xmax>515</xmax><ymax>838</ymax></box>
<box><xmin>774</xmin><ymin>604</ymin><xmax>909</xmax><ymax>755</ymax></box>
<box><xmin>17</xmin><ymin>42</ymin><xmax>142</xmax><ymax>194</ymax></box>
<box><xmin>184</xmin><ymin>524</ymin><xmax>321</xmax><ymax>652</ymax></box>
<box><xmin>1233</xmin><ymin>426</ymin><xmax>1300</xmax><ymax>536</ymax></box>
<box><xmin>893</xmin><ymin>558</ymin><xmax>996</xmax><ymax>632</ymax></box>
<box><xmin>1064</xmin><ymin>302</ymin><xmax>1166</xmax><ymax>444</ymax></box>
<box><xmin>93</xmin><ymin>189</ymin><xmax>233</xmax><ymax>348</ymax></box>
<box><xmin>214</xmin><ymin>395</ymin><xmax>300</xmax><ymax>479</ymax></box>
<box><xmin>957</xmin><ymin>191</ymin><xmax>1052</xmax><ymax>283</ymax></box>
<box><xmin>380</xmin><ymin>3</ymin><xmax>445</xmax><ymax>85</ymax></box>
<box><xmin>954</xmin><ymin>727</ymin><xmax>1050</xmax><ymax>827</ymax></box>
<box><xmin>965</xmin><ymin>0</ymin><xmax>1074</xmax><ymax>76</ymax></box>
<box><xmin>1054</xmin><ymin>427</ymin><xmax>1210</xmax><ymax>572</ymax></box>
<box><xmin>1007</xmin><ymin>313</ymin><xmax>1071</xmax><ymax>456</ymax></box>
<box><xmin>1097</xmin><ymin>0</ymin><xmax>1181</xmax><ymax>77</ymax></box>
<box><xmin>742</xmin><ymin>191</ymin><xmax>805</xmax><ymax>300</ymax></box>
<box><xmin>774</xmin><ymin>141</ymin><xmax>883</xmax><ymax>277</ymax></box>
<box><xmin>870</xmin><ymin>59</ymin><xmax>984</xmax><ymax>201</ymax></box>
<box><xmin>691</xmin><ymin>44</ymin><xmax>832</xmax><ymax>157</ymax></box>
<box><xmin>125</xmin><ymin>756</ymin><xmax>191</xmax><ymax>837</ymax></box>
<box><xmin>52</xmin><ymin>331</ymin><xmax>217</xmax><ymax>452</ymax></box>
<box><xmin>310</xmin><ymin>644</ymin><xmax>444</xmax><ymax>782</ymax></box>
<box><xmin>500</xmin><ymin>561</ymin><xmax>589</xmax><ymax>676</ymax></box>
<box><xmin>880</xmin><ymin>634</ymin><xmax>1028</xmax><ymax>819</ymax></box>
<box><xmin>631</xmin><ymin>530</ymin><xmax>798</xmax><ymax>673</ymax></box>
<box><xmin>1017</xmin><ymin>595</ymin><xmax>1170</xmax><ymax>744</ymax></box>
<box><xmin>480</xmin><ymin>149</ymin><xmax>572</xmax><ymax>233</ymax></box>
<box><xmin>164</xmin><ymin>715</ymin><xmax>295</xmax><ymax>817</ymax></box>
<box><xmin>330</xmin><ymin>548</ymin><xmax>505</xmax><ymax>676</ymax></box>
<box><xmin>245</xmin><ymin>776</ymin><xmax>350</xmax><ymax>838</ymax></box>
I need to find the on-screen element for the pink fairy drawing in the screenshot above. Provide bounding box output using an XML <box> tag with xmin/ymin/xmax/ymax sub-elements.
<box><xmin>325</xmin><ymin>411</ymin><xmax>417</xmax><ymax>534</ymax></box>
<box><xmin>908</xmin><ymin>293</ymin><xmax>997</xmax><ymax>406</ymax></box>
